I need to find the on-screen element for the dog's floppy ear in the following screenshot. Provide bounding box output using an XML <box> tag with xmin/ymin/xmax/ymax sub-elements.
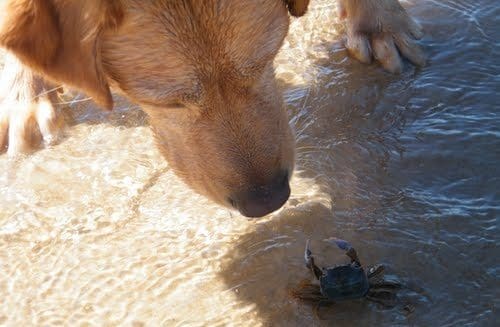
<box><xmin>283</xmin><ymin>0</ymin><xmax>310</xmax><ymax>17</ymax></box>
<box><xmin>0</xmin><ymin>0</ymin><xmax>124</xmax><ymax>110</ymax></box>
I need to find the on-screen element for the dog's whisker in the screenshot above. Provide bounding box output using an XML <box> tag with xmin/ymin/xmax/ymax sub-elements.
<box><xmin>296</xmin><ymin>145</ymin><xmax>331</xmax><ymax>151</ymax></box>
<box><xmin>55</xmin><ymin>97</ymin><xmax>93</xmax><ymax>105</ymax></box>
<box><xmin>30</xmin><ymin>85</ymin><xmax>64</xmax><ymax>100</ymax></box>
<box><xmin>296</xmin><ymin>150</ymin><xmax>331</xmax><ymax>156</ymax></box>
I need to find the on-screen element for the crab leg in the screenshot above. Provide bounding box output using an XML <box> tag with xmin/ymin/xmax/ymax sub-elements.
<box><xmin>346</xmin><ymin>248</ymin><xmax>361</xmax><ymax>266</ymax></box>
<box><xmin>365</xmin><ymin>292</ymin><xmax>397</xmax><ymax>307</ymax></box>
<box><xmin>305</xmin><ymin>240</ymin><xmax>323</xmax><ymax>280</ymax></box>
<box><xmin>367</xmin><ymin>264</ymin><xmax>385</xmax><ymax>278</ymax></box>
<box><xmin>369</xmin><ymin>281</ymin><xmax>402</xmax><ymax>291</ymax></box>
<box><xmin>314</xmin><ymin>300</ymin><xmax>335</xmax><ymax>319</ymax></box>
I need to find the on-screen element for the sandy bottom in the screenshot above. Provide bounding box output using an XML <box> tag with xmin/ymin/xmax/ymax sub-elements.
<box><xmin>1</xmin><ymin>1</ymin><xmax>498</xmax><ymax>326</ymax></box>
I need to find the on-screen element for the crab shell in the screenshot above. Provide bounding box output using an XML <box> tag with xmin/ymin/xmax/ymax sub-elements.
<box><xmin>319</xmin><ymin>264</ymin><xmax>369</xmax><ymax>300</ymax></box>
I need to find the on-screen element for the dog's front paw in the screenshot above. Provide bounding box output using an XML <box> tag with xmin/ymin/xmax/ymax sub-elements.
<box><xmin>338</xmin><ymin>0</ymin><xmax>426</xmax><ymax>73</ymax></box>
<box><xmin>0</xmin><ymin>54</ymin><xmax>64</xmax><ymax>155</ymax></box>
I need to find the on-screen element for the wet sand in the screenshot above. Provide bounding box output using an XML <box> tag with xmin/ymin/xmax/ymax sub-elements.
<box><xmin>1</xmin><ymin>0</ymin><xmax>498</xmax><ymax>326</ymax></box>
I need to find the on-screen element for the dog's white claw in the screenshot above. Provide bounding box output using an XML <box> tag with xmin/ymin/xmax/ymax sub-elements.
<box><xmin>394</xmin><ymin>33</ymin><xmax>427</xmax><ymax>67</ymax></box>
<box><xmin>36</xmin><ymin>98</ymin><xmax>62</xmax><ymax>146</ymax></box>
<box><xmin>407</xmin><ymin>16</ymin><xmax>424</xmax><ymax>40</ymax></box>
<box><xmin>371</xmin><ymin>33</ymin><xmax>403</xmax><ymax>74</ymax></box>
<box><xmin>345</xmin><ymin>31</ymin><xmax>372</xmax><ymax>64</ymax></box>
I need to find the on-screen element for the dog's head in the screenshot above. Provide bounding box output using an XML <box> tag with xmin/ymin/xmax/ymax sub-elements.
<box><xmin>0</xmin><ymin>0</ymin><xmax>310</xmax><ymax>217</ymax></box>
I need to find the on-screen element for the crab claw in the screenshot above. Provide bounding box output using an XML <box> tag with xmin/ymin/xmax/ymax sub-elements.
<box><xmin>325</xmin><ymin>238</ymin><xmax>352</xmax><ymax>251</ymax></box>
<box><xmin>325</xmin><ymin>237</ymin><xmax>361</xmax><ymax>266</ymax></box>
<box><xmin>305</xmin><ymin>239</ymin><xmax>312</xmax><ymax>268</ymax></box>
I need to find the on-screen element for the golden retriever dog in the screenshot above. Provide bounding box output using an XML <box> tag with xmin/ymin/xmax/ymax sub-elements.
<box><xmin>0</xmin><ymin>0</ymin><xmax>425</xmax><ymax>217</ymax></box>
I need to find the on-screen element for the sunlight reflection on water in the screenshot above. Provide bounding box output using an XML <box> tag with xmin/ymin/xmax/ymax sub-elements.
<box><xmin>1</xmin><ymin>0</ymin><xmax>498</xmax><ymax>326</ymax></box>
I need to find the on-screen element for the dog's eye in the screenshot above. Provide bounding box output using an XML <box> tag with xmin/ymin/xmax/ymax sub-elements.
<box><xmin>165</xmin><ymin>102</ymin><xmax>186</xmax><ymax>109</ymax></box>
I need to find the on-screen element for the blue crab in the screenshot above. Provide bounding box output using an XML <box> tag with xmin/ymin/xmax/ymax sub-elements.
<box><xmin>292</xmin><ymin>239</ymin><xmax>401</xmax><ymax>308</ymax></box>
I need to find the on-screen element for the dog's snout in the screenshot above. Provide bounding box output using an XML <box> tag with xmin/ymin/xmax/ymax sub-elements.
<box><xmin>229</xmin><ymin>170</ymin><xmax>290</xmax><ymax>218</ymax></box>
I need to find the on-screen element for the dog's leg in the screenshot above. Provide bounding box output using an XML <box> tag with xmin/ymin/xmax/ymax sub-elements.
<box><xmin>337</xmin><ymin>0</ymin><xmax>426</xmax><ymax>73</ymax></box>
<box><xmin>0</xmin><ymin>52</ymin><xmax>64</xmax><ymax>155</ymax></box>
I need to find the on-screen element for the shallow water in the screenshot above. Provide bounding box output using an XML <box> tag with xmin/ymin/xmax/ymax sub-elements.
<box><xmin>1</xmin><ymin>0</ymin><xmax>499</xmax><ymax>326</ymax></box>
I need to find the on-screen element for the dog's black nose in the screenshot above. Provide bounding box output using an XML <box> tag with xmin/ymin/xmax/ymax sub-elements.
<box><xmin>229</xmin><ymin>170</ymin><xmax>290</xmax><ymax>218</ymax></box>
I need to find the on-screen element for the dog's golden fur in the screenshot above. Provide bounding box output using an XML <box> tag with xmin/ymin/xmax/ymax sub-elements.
<box><xmin>0</xmin><ymin>0</ymin><xmax>424</xmax><ymax>216</ymax></box>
